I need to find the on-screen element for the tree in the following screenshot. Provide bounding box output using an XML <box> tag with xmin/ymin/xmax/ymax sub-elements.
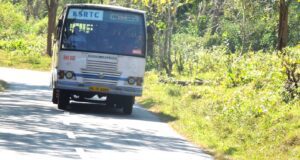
<box><xmin>277</xmin><ymin>0</ymin><xmax>291</xmax><ymax>51</ymax></box>
<box><xmin>45</xmin><ymin>0</ymin><xmax>59</xmax><ymax>57</ymax></box>
<box><xmin>33</xmin><ymin>0</ymin><xmax>44</xmax><ymax>19</ymax></box>
<box><xmin>25</xmin><ymin>0</ymin><xmax>33</xmax><ymax>21</ymax></box>
<box><xmin>210</xmin><ymin>0</ymin><xmax>224</xmax><ymax>35</ymax></box>
<box><xmin>138</xmin><ymin>0</ymin><xmax>185</xmax><ymax>76</ymax></box>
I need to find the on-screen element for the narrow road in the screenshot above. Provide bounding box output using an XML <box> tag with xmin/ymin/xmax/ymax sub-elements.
<box><xmin>0</xmin><ymin>67</ymin><xmax>213</xmax><ymax>160</ymax></box>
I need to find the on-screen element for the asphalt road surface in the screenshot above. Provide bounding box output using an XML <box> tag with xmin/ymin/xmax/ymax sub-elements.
<box><xmin>0</xmin><ymin>67</ymin><xmax>213</xmax><ymax>160</ymax></box>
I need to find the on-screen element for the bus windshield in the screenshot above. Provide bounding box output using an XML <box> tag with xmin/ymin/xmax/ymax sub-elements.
<box><xmin>61</xmin><ymin>8</ymin><xmax>145</xmax><ymax>56</ymax></box>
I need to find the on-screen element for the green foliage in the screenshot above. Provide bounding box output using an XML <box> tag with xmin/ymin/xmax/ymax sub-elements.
<box><xmin>0</xmin><ymin>1</ymin><xmax>49</xmax><ymax>70</ymax></box>
<box><xmin>288</xmin><ymin>1</ymin><xmax>300</xmax><ymax>46</ymax></box>
<box><xmin>0</xmin><ymin>49</ymin><xmax>51</xmax><ymax>71</ymax></box>
<box><xmin>224</xmin><ymin>52</ymin><xmax>274</xmax><ymax>88</ymax></box>
<box><xmin>138</xmin><ymin>47</ymin><xmax>300</xmax><ymax>160</ymax></box>
<box><xmin>0</xmin><ymin>34</ymin><xmax>46</xmax><ymax>56</ymax></box>
<box><xmin>0</xmin><ymin>0</ymin><xmax>298</xmax><ymax>159</ymax></box>
<box><xmin>167</xmin><ymin>87</ymin><xmax>181</xmax><ymax>97</ymax></box>
<box><xmin>172</xmin><ymin>33</ymin><xmax>200</xmax><ymax>73</ymax></box>
<box><xmin>202</xmin><ymin>33</ymin><xmax>222</xmax><ymax>49</ymax></box>
<box><xmin>221</xmin><ymin>20</ymin><xmax>241</xmax><ymax>53</ymax></box>
<box><xmin>0</xmin><ymin>2</ymin><xmax>27</xmax><ymax>37</ymax></box>
<box><xmin>33</xmin><ymin>17</ymin><xmax>48</xmax><ymax>35</ymax></box>
<box><xmin>279</xmin><ymin>46</ymin><xmax>300</xmax><ymax>102</ymax></box>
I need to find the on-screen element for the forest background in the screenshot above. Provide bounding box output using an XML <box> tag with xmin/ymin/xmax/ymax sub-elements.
<box><xmin>0</xmin><ymin>0</ymin><xmax>299</xmax><ymax>159</ymax></box>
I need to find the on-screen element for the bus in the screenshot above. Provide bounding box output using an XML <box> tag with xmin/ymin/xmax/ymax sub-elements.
<box><xmin>51</xmin><ymin>4</ymin><xmax>147</xmax><ymax>115</ymax></box>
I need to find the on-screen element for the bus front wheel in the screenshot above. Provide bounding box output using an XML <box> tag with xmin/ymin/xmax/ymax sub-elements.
<box><xmin>52</xmin><ymin>89</ymin><xmax>58</xmax><ymax>104</ymax></box>
<box><xmin>123</xmin><ymin>96</ymin><xmax>135</xmax><ymax>115</ymax></box>
<box><xmin>58</xmin><ymin>90</ymin><xmax>70</xmax><ymax>110</ymax></box>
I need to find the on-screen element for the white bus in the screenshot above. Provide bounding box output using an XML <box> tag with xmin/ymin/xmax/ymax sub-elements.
<box><xmin>51</xmin><ymin>4</ymin><xmax>147</xmax><ymax>114</ymax></box>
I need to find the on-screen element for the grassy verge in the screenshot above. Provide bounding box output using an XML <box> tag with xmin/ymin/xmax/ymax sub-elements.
<box><xmin>0</xmin><ymin>50</ymin><xmax>51</xmax><ymax>71</ymax></box>
<box><xmin>137</xmin><ymin>51</ymin><xmax>300</xmax><ymax>160</ymax></box>
<box><xmin>0</xmin><ymin>80</ymin><xmax>8</xmax><ymax>92</ymax></box>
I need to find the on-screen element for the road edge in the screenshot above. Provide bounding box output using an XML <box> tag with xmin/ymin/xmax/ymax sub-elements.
<box><xmin>136</xmin><ymin>102</ymin><xmax>221</xmax><ymax>160</ymax></box>
<box><xmin>0</xmin><ymin>80</ymin><xmax>8</xmax><ymax>92</ymax></box>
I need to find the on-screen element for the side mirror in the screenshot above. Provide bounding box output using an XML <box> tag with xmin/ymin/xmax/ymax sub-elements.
<box><xmin>56</xmin><ymin>19</ymin><xmax>63</xmax><ymax>39</ymax></box>
<box><xmin>57</xmin><ymin>19</ymin><xmax>63</xmax><ymax>28</ymax></box>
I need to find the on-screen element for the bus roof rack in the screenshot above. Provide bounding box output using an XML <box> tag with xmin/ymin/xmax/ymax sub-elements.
<box><xmin>65</xmin><ymin>4</ymin><xmax>146</xmax><ymax>14</ymax></box>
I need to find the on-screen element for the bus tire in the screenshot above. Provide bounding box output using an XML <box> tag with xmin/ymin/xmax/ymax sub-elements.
<box><xmin>106</xmin><ymin>95</ymin><xmax>119</xmax><ymax>108</ymax></box>
<box><xmin>123</xmin><ymin>96</ymin><xmax>135</xmax><ymax>115</ymax></box>
<box><xmin>52</xmin><ymin>89</ymin><xmax>58</xmax><ymax>104</ymax></box>
<box><xmin>58</xmin><ymin>90</ymin><xmax>69</xmax><ymax>110</ymax></box>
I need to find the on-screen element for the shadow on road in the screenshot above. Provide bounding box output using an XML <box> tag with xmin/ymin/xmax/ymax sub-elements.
<box><xmin>0</xmin><ymin>81</ymin><xmax>211</xmax><ymax>159</ymax></box>
<box><xmin>65</xmin><ymin>101</ymin><xmax>174</xmax><ymax>123</ymax></box>
<box><xmin>0</xmin><ymin>100</ymin><xmax>80</xmax><ymax>159</ymax></box>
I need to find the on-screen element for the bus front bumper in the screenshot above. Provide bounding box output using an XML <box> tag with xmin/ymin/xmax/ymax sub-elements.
<box><xmin>55</xmin><ymin>80</ymin><xmax>143</xmax><ymax>96</ymax></box>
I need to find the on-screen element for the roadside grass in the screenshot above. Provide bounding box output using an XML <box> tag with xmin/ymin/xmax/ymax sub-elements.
<box><xmin>0</xmin><ymin>50</ymin><xmax>51</xmax><ymax>71</ymax></box>
<box><xmin>0</xmin><ymin>80</ymin><xmax>8</xmax><ymax>92</ymax></box>
<box><xmin>137</xmin><ymin>50</ymin><xmax>300</xmax><ymax>160</ymax></box>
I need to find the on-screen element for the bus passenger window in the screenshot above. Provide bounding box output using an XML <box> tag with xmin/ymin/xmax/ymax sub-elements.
<box><xmin>61</xmin><ymin>9</ymin><xmax>145</xmax><ymax>56</ymax></box>
<box><xmin>122</xmin><ymin>26</ymin><xmax>142</xmax><ymax>54</ymax></box>
<box><xmin>67</xmin><ymin>26</ymin><xmax>86</xmax><ymax>50</ymax></box>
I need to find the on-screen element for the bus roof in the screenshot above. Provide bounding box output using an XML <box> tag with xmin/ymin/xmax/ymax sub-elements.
<box><xmin>65</xmin><ymin>4</ymin><xmax>146</xmax><ymax>15</ymax></box>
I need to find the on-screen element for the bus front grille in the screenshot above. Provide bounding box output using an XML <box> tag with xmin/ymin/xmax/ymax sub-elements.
<box><xmin>82</xmin><ymin>57</ymin><xmax>120</xmax><ymax>85</ymax></box>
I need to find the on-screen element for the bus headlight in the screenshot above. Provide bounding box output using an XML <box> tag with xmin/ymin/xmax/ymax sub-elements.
<box><xmin>127</xmin><ymin>77</ymin><xmax>143</xmax><ymax>86</ymax></box>
<box><xmin>58</xmin><ymin>70</ymin><xmax>76</xmax><ymax>80</ymax></box>
<box><xmin>65</xmin><ymin>71</ymin><xmax>75</xmax><ymax>79</ymax></box>
<box><xmin>128</xmin><ymin>77</ymin><xmax>136</xmax><ymax>85</ymax></box>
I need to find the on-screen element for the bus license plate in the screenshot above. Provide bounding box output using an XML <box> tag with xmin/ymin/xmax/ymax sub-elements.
<box><xmin>89</xmin><ymin>86</ymin><xmax>109</xmax><ymax>92</ymax></box>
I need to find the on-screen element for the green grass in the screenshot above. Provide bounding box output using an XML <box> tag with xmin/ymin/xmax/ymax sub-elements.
<box><xmin>137</xmin><ymin>50</ymin><xmax>300</xmax><ymax>160</ymax></box>
<box><xmin>0</xmin><ymin>50</ymin><xmax>51</xmax><ymax>71</ymax></box>
<box><xmin>0</xmin><ymin>80</ymin><xmax>8</xmax><ymax>91</ymax></box>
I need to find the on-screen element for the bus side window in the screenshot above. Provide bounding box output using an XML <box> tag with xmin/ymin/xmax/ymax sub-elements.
<box><xmin>56</xmin><ymin>19</ymin><xmax>63</xmax><ymax>39</ymax></box>
<box><xmin>65</xmin><ymin>26</ymin><xmax>72</xmax><ymax>39</ymax></box>
<box><xmin>62</xmin><ymin>24</ymin><xmax>72</xmax><ymax>48</ymax></box>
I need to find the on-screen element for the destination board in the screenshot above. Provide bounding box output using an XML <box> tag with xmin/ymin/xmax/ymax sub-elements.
<box><xmin>68</xmin><ymin>9</ymin><xmax>104</xmax><ymax>21</ymax></box>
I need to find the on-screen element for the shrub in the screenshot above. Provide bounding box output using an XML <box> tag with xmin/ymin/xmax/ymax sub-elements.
<box><xmin>167</xmin><ymin>86</ymin><xmax>181</xmax><ymax>97</ymax></box>
<box><xmin>202</xmin><ymin>33</ymin><xmax>222</xmax><ymax>49</ymax></box>
<box><xmin>279</xmin><ymin>46</ymin><xmax>300</xmax><ymax>102</ymax></box>
<box><xmin>33</xmin><ymin>17</ymin><xmax>48</xmax><ymax>35</ymax></box>
<box><xmin>0</xmin><ymin>3</ymin><xmax>27</xmax><ymax>37</ymax></box>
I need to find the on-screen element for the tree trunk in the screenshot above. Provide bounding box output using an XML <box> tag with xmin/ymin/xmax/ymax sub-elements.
<box><xmin>277</xmin><ymin>0</ymin><xmax>289</xmax><ymax>51</ymax></box>
<box><xmin>147</xmin><ymin>25</ymin><xmax>155</xmax><ymax>57</ymax></box>
<box><xmin>163</xmin><ymin>28</ymin><xmax>169</xmax><ymax>75</ymax></box>
<box><xmin>26</xmin><ymin>0</ymin><xmax>33</xmax><ymax>21</ymax></box>
<box><xmin>146</xmin><ymin>0</ymin><xmax>155</xmax><ymax>57</ymax></box>
<box><xmin>211</xmin><ymin>0</ymin><xmax>224</xmax><ymax>35</ymax></box>
<box><xmin>241</xmin><ymin>0</ymin><xmax>246</xmax><ymax>54</ymax></box>
<box><xmin>162</xmin><ymin>4</ymin><xmax>173</xmax><ymax>76</ymax></box>
<box><xmin>33</xmin><ymin>0</ymin><xmax>42</xmax><ymax>19</ymax></box>
<box><xmin>167</xmin><ymin>4</ymin><xmax>174</xmax><ymax>76</ymax></box>
<box><xmin>46</xmin><ymin>0</ymin><xmax>59</xmax><ymax>57</ymax></box>
<box><xmin>161</xmin><ymin>1</ymin><xmax>178</xmax><ymax>76</ymax></box>
<box><xmin>158</xmin><ymin>31</ymin><xmax>164</xmax><ymax>72</ymax></box>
